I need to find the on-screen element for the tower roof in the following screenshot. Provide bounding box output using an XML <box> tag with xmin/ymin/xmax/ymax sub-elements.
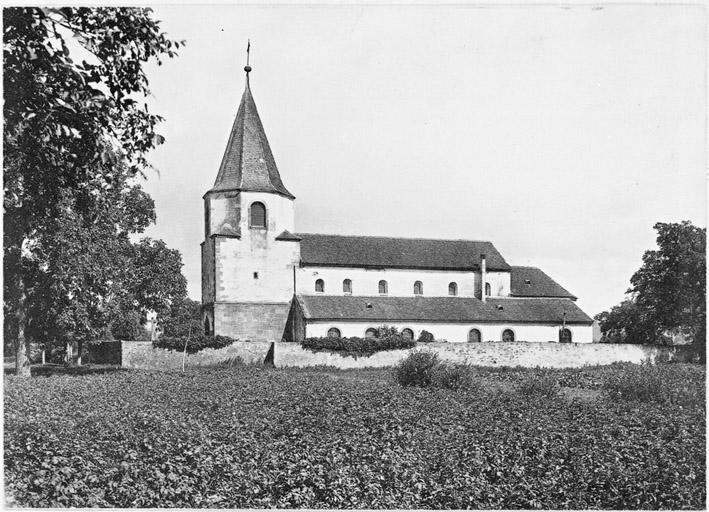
<box><xmin>208</xmin><ymin>72</ymin><xmax>294</xmax><ymax>199</ymax></box>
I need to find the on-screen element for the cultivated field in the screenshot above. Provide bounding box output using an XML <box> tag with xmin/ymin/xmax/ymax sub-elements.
<box><xmin>4</xmin><ymin>363</ymin><xmax>706</xmax><ymax>508</ymax></box>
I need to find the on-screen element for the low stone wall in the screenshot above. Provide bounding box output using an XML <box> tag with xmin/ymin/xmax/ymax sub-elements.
<box><xmin>274</xmin><ymin>342</ymin><xmax>690</xmax><ymax>369</ymax></box>
<box><xmin>121</xmin><ymin>341</ymin><xmax>272</xmax><ymax>370</ymax></box>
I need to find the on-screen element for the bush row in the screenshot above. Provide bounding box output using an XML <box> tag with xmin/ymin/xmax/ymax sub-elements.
<box><xmin>153</xmin><ymin>334</ymin><xmax>238</xmax><ymax>354</ymax></box>
<box><xmin>302</xmin><ymin>334</ymin><xmax>415</xmax><ymax>356</ymax></box>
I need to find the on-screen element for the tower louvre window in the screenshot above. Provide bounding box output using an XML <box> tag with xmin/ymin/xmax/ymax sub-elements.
<box><xmin>249</xmin><ymin>202</ymin><xmax>266</xmax><ymax>228</ymax></box>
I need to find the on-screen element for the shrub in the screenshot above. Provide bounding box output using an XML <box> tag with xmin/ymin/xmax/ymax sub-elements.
<box><xmin>301</xmin><ymin>334</ymin><xmax>414</xmax><ymax>356</ymax></box>
<box><xmin>417</xmin><ymin>330</ymin><xmax>434</xmax><ymax>343</ymax></box>
<box><xmin>431</xmin><ymin>362</ymin><xmax>476</xmax><ymax>391</ymax></box>
<box><xmin>376</xmin><ymin>325</ymin><xmax>399</xmax><ymax>337</ymax></box>
<box><xmin>601</xmin><ymin>362</ymin><xmax>671</xmax><ymax>403</ymax></box>
<box><xmin>517</xmin><ymin>374</ymin><xmax>560</xmax><ymax>398</ymax></box>
<box><xmin>153</xmin><ymin>334</ymin><xmax>237</xmax><ymax>354</ymax></box>
<box><xmin>393</xmin><ymin>351</ymin><xmax>439</xmax><ymax>387</ymax></box>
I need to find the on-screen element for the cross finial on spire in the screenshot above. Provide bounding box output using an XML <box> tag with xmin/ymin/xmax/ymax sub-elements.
<box><xmin>244</xmin><ymin>39</ymin><xmax>252</xmax><ymax>73</ymax></box>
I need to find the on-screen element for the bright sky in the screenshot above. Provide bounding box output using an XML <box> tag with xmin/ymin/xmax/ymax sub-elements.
<box><xmin>137</xmin><ymin>4</ymin><xmax>706</xmax><ymax>317</ymax></box>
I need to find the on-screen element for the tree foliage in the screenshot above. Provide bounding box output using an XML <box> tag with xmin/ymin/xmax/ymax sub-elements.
<box><xmin>161</xmin><ymin>298</ymin><xmax>202</xmax><ymax>339</ymax></box>
<box><xmin>3</xmin><ymin>7</ymin><xmax>182</xmax><ymax>374</ymax></box>
<box><xmin>596</xmin><ymin>221</ymin><xmax>706</xmax><ymax>354</ymax></box>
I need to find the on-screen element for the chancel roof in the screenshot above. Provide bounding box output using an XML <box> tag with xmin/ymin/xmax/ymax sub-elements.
<box><xmin>208</xmin><ymin>75</ymin><xmax>294</xmax><ymax>199</ymax></box>
<box><xmin>295</xmin><ymin>295</ymin><xmax>593</xmax><ymax>324</ymax></box>
<box><xmin>510</xmin><ymin>266</ymin><xmax>577</xmax><ymax>300</ymax></box>
<box><xmin>296</xmin><ymin>234</ymin><xmax>510</xmax><ymax>271</ymax></box>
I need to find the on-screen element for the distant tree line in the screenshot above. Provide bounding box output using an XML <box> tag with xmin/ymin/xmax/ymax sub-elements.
<box><xmin>595</xmin><ymin>221</ymin><xmax>705</xmax><ymax>360</ymax></box>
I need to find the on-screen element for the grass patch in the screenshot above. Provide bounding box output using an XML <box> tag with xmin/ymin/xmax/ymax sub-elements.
<box><xmin>4</xmin><ymin>363</ymin><xmax>706</xmax><ymax>508</ymax></box>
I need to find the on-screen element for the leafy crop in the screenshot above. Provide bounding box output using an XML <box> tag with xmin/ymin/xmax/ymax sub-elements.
<box><xmin>301</xmin><ymin>334</ymin><xmax>414</xmax><ymax>357</ymax></box>
<box><xmin>4</xmin><ymin>364</ymin><xmax>706</xmax><ymax>508</ymax></box>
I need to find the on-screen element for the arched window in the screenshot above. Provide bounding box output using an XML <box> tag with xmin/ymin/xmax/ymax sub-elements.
<box><xmin>413</xmin><ymin>281</ymin><xmax>423</xmax><ymax>295</ymax></box>
<box><xmin>327</xmin><ymin>327</ymin><xmax>341</xmax><ymax>338</ymax></box>
<box><xmin>343</xmin><ymin>279</ymin><xmax>352</xmax><ymax>294</ymax></box>
<box><xmin>401</xmin><ymin>328</ymin><xmax>414</xmax><ymax>340</ymax></box>
<box><xmin>448</xmin><ymin>282</ymin><xmax>458</xmax><ymax>296</ymax></box>
<box><xmin>249</xmin><ymin>202</ymin><xmax>266</xmax><ymax>228</ymax></box>
<box><xmin>315</xmin><ymin>279</ymin><xmax>324</xmax><ymax>293</ymax></box>
<box><xmin>365</xmin><ymin>328</ymin><xmax>378</xmax><ymax>338</ymax></box>
<box><xmin>378</xmin><ymin>280</ymin><xmax>388</xmax><ymax>295</ymax></box>
<box><xmin>468</xmin><ymin>328</ymin><xmax>481</xmax><ymax>343</ymax></box>
<box><xmin>559</xmin><ymin>328</ymin><xmax>572</xmax><ymax>343</ymax></box>
<box><xmin>204</xmin><ymin>316</ymin><xmax>211</xmax><ymax>336</ymax></box>
<box><xmin>485</xmin><ymin>282</ymin><xmax>491</xmax><ymax>297</ymax></box>
<box><xmin>502</xmin><ymin>329</ymin><xmax>515</xmax><ymax>342</ymax></box>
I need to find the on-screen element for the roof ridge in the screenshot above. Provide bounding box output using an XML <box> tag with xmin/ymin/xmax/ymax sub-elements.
<box><xmin>295</xmin><ymin>232</ymin><xmax>494</xmax><ymax>244</ymax></box>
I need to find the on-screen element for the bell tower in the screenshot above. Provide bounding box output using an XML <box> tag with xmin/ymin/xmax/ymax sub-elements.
<box><xmin>201</xmin><ymin>46</ymin><xmax>301</xmax><ymax>341</ymax></box>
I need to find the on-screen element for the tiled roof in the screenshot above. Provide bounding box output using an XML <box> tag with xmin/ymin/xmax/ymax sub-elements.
<box><xmin>208</xmin><ymin>75</ymin><xmax>294</xmax><ymax>199</ymax></box>
<box><xmin>295</xmin><ymin>295</ymin><xmax>592</xmax><ymax>324</ymax></box>
<box><xmin>275</xmin><ymin>230</ymin><xmax>302</xmax><ymax>241</ymax></box>
<box><xmin>510</xmin><ymin>266</ymin><xmax>576</xmax><ymax>299</ymax></box>
<box><xmin>296</xmin><ymin>234</ymin><xmax>510</xmax><ymax>271</ymax></box>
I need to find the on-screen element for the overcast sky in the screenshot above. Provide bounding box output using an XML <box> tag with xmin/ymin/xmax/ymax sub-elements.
<box><xmin>137</xmin><ymin>4</ymin><xmax>706</xmax><ymax>316</ymax></box>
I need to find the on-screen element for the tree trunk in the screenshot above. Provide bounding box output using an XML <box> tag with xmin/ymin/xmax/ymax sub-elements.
<box><xmin>41</xmin><ymin>349</ymin><xmax>46</xmax><ymax>365</ymax></box>
<box><xmin>14</xmin><ymin>276</ymin><xmax>31</xmax><ymax>377</ymax></box>
<box><xmin>76</xmin><ymin>340</ymin><xmax>83</xmax><ymax>366</ymax></box>
<box><xmin>66</xmin><ymin>340</ymin><xmax>73</xmax><ymax>365</ymax></box>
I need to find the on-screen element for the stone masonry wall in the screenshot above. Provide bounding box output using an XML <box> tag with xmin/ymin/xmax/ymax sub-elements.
<box><xmin>121</xmin><ymin>341</ymin><xmax>272</xmax><ymax>370</ymax></box>
<box><xmin>215</xmin><ymin>302</ymin><xmax>290</xmax><ymax>341</ymax></box>
<box><xmin>274</xmin><ymin>341</ymin><xmax>690</xmax><ymax>369</ymax></box>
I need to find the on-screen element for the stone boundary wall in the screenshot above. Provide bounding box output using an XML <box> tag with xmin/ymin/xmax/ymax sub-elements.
<box><xmin>121</xmin><ymin>341</ymin><xmax>272</xmax><ymax>370</ymax></box>
<box><xmin>274</xmin><ymin>342</ymin><xmax>691</xmax><ymax>369</ymax></box>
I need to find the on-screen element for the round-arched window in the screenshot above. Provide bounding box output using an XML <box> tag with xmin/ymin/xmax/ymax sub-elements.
<box><xmin>559</xmin><ymin>328</ymin><xmax>572</xmax><ymax>343</ymax></box>
<box><xmin>343</xmin><ymin>279</ymin><xmax>352</xmax><ymax>294</ymax></box>
<box><xmin>315</xmin><ymin>279</ymin><xmax>324</xmax><ymax>293</ymax></box>
<box><xmin>502</xmin><ymin>329</ymin><xmax>515</xmax><ymax>342</ymax></box>
<box><xmin>250</xmin><ymin>202</ymin><xmax>266</xmax><ymax>228</ymax></box>
<box><xmin>448</xmin><ymin>282</ymin><xmax>458</xmax><ymax>296</ymax></box>
<box><xmin>485</xmin><ymin>282</ymin><xmax>492</xmax><ymax>297</ymax></box>
<box><xmin>401</xmin><ymin>328</ymin><xmax>414</xmax><ymax>340</ymax></box>
<box><xmin>365</xmin><ymin>328</ymin><xmax>378</xmax><ymax>338</ymax></box>
<box><xmin>327</xmin><ymin>327</ymin><xmax>341</xmax><ymax>338</ymax></box>
<box><xmin>468</xmin><ymin>328</ymin><xmax>481</xmax><ymax>343</ymax></box>
<box><xmin>413</xmin><ymin>281</ymin><xmax>423</xmax><ymax>295</ymax></box>
<box><xmin>378</xmin><ymin>280</ymin><xmax>388</xmax><ymax>295</ymax></box>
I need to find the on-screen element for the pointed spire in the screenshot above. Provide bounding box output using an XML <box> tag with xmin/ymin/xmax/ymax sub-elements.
<box><xmin>208</xmin><ymin>44</ymin><xmax>294</xmax><ymax>199</ymax></box>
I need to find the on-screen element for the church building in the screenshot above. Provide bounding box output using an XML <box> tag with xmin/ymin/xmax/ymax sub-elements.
<box><xmin>201</xmin><ymin>63</ymin><xmax>593</xmax><ymax>344</ymax></box>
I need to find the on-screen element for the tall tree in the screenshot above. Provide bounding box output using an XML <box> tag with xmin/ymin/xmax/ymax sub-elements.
<box><xmin>596</xmin><ymin>221</ymin><xmax>706</xmax><ymax>358</ymax></box>
<box><xmin>4</xmin><ymin>8</ymin><xmax>181</xmax><ymax>375</ymax></box>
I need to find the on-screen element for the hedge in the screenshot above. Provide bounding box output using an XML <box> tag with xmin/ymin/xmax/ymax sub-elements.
<box><xmin>302</xmin><ymin>334</ymin><xmax>415</xmax><ymax>356</ymax></box>
<box><xmin>153</xmin><ymin>335</ymin><xmax>238</xmax><ymax>354</ymax></box>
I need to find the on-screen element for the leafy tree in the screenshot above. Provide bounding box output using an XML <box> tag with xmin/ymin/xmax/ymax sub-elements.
<box><xmin>596</xmin><ymin>221</ymin><xmax>706</xmax><ymax>359</ymax></box>
<box><xmin>161</xmin><ymin>298</ymin><xmax>202</xmax><ymax>338</ymax></box>
<box><xmin>4</xmin><ymin>7</ymin><xmax>181</xmax><ymax>375</ymax></box>
<box><xmin>594</xmin><ymin>299</ymin><xmax>658</xmax><ymax>345</ymax></box>
<box><xmin>109</xmin><ymin>239</ymin><xmax>189</xmax><ymax>342</ymax></box>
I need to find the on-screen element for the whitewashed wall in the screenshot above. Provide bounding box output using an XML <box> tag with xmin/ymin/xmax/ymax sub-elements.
<box><xmin>296</xmin><ymin>266</ymin><xmax>511</xmax><ymax>297</ymax></box>
<box><xmin>216</xmin><ymin>192</ymin><xmax>300</xmax><ymax>303</ymax></box>
<box><xmin>305</xmin><ymin>321</ymin><xmax>593</xmax><ymax>343</ymax></box>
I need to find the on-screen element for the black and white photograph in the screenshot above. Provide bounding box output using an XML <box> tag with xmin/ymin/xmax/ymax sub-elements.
<box><xmin>3</xmin><ymin>2</ymin><xmax>706</xmax><ymax>508</ymax></box>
